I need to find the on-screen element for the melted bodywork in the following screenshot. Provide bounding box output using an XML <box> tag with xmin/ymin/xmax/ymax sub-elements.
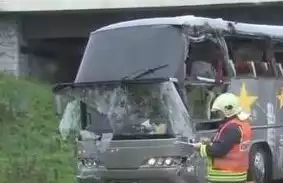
<box><xmin>53</xmin><ymin>15</ymin><xmax>283</xmax><ymax>183</ymax></box>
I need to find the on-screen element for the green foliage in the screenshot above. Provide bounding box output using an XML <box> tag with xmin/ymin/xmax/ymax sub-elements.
<box><xmin>0</xmin><ymin>73</ymin><xmax>75</xmax><ymax>183</ymax></box>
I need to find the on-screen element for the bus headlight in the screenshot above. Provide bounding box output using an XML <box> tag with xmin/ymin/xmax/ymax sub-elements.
<box><xmin>148</xmin><ymin>158</ymin><xmax>156</xmax><ymax>165</ymax></box>
<box><xmin>81</xmin><ymin>158</ymin><xmax>97</xmax><ymax>168</ymax></box>
<box><xmin>142</xmin><ymin>156</ymin><xmax>181</xmax><ymax>167</ymax></box>
<box><xmin>164</xmin><ymin>157</ymin><xmax>173</xmax><ymax>166</ymax></box>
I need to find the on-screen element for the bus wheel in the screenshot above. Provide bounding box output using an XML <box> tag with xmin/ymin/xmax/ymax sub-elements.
<box><xmin>249</xmin><ymin>144</ymin><xmax>272</xmax><ymax>183</ymax></box>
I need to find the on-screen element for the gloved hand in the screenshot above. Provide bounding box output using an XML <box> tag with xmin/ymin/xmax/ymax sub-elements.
<box><xmin>200</xmin><ymin>137</ymin><xmax>211</xmax><ymax>145</ymax></box>
<box><xmin>189</xmin><ymin>142</ymin><xmax>202</xmax><ymax>150</ymax></box>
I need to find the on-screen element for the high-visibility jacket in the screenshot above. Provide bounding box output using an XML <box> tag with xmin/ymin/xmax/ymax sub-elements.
<box><xmin>200</xmin><ymin>118</ymin><xmax>252</xmax><ymax>182</ymax></box>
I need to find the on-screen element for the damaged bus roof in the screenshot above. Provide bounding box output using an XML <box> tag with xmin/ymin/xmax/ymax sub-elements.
<box><xmin>94</xmin><ymin>15</ymin><xmax>283</xmax><ymax>39</ymax></box>
<box><xmin>54</xmin><ymin>15</ymin><xmax>283</xmax><ymax>91</ymax></box>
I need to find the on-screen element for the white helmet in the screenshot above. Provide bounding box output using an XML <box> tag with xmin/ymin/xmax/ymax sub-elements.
<box><xmin>211</xmin><ymin>93</ymin><xmax>250</xmax><ymax>120</ymax></box>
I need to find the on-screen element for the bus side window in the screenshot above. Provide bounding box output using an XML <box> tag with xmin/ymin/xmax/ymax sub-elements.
<box><xmin>186</xmin><ymin>40</ymin><xmax>227</xmax><ymax>80</ymax></box>
<box><xmin>234</xmin><ymin>61</ymin><xmax>256</xmax><ymax>77</ymax></box>
<box><xmin>226</xmin><ymin>36</ymin><xmax>275</xmax><ymax>77</ymax></box>
<box><xmin>253</xmin><ymin>59</ymin><xmax>274</xmax><ymax>77</ymax></box>
<box><xmin>184</xmin><ymin>84</ymin><xmax>221</xmax><ymax>121</ymax></box>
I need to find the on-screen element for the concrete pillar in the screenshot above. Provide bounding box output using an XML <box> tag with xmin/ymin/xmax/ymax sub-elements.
<box><xmin>18</xmin><ymin>20</ymin><xmax>30</xmax><ymax>77</ymax></box>
<box><xmin>0</xmin><ymin>16</ymin><xmax>27</xmax><ymax>77</ymax></box>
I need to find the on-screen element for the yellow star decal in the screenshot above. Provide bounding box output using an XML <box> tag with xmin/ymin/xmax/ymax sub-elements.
<box><xmin>237</xmin><ymin>83</ymin><xmax>258</xmax><ymax>112</ymax></box>
<box><xmin>277</xmin><ymin>88</ymin><xmax>283</xmax><ymax>109</ymax></box>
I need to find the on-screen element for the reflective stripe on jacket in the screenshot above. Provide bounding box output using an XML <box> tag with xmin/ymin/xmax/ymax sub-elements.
<box><xmin>200</xmin><ymin>118</ymin><xmax>252</xmax><ymax>182</ymax></box>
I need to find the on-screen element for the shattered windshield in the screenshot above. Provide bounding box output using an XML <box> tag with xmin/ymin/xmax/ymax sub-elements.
<box><xmin>57</xmin><ymin>81</ymin><xmax>193</xmax><ymax>140</ymax></box>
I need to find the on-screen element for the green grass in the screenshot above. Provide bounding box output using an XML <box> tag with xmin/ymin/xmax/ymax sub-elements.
<box><xmin>0</xmin><ymin>73</ymin><xmax>75</xmax><ymax>183</ymax></box>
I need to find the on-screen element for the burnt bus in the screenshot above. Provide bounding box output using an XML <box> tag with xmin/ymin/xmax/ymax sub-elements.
<box><xmin>53</xmin><ymin>15</ymin><xmax>283</xmax><ymax>183</ymax></box>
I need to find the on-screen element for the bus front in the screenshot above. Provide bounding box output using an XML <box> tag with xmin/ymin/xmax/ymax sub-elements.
<box><xmin>54</xmin><ymin>22</ymin><xmax>201</xmax><ymax>183</ymax></box>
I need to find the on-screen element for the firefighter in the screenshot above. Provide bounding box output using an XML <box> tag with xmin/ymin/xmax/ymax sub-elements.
<box><xmin>192</xmin><ymin>92</ymin><xmax>252</xmax><ymax>183</ymax></box>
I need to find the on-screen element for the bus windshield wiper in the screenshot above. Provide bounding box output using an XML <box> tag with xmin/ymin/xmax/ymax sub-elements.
<box><xmin>121</xmin><ymin>64</ymin><xmax>169</xmax><ymax>80</ymax></box>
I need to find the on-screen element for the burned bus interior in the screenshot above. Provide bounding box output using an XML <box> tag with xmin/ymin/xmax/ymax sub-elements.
<box><xmin>182</xmin><ymin>29</ymin><xmax>281</xmax><ymax>131</ymax></box>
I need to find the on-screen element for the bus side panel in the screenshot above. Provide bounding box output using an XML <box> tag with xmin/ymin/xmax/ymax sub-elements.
<box><xmin>228</xmin><ymin>78</ymin><xmax>283</xmax><ymax>179</ymax></box>
<box><xmin>274</xmin><ymin>78</ymin><xmax>283</xmax><ymax>179</ymax></box>
<box><xmin>257</xmin><ymin>78</ymin><xmax>282</xmax><ymax>180</ymax></box>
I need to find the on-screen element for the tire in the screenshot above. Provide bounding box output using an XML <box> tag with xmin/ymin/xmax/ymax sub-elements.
<box><xmin>248</xmin><ymin>144</ymin><xmax>272</xmax><ymax>183</ymax></box>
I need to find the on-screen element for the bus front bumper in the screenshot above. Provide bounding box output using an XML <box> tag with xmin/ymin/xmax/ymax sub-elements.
<box><xmin>76</xmin><ymin>166</ymin><xmax>198</xmax><ymax>183</ymax></box>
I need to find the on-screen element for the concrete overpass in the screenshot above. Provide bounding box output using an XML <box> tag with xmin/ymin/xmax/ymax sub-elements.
<box><xmin>1</xmin><ymin>0</ymin><xmax>283</xmax><ymax>83</ymax></box>
<box><xmin>0</xmin><ymin>0</ymin><xmax>282</xmax><ymax>12</ymax></box>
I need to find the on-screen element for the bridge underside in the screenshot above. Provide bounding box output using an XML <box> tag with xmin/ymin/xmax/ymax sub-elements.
<box><xmin>1</xmin><ymin>0</ymin><xmax>282</xmax><ymax>12</ymax></box>
<box><xmin>1</xmin><ymin>3</ymin><xmax>283</xmax><ymax>82</ymax></box>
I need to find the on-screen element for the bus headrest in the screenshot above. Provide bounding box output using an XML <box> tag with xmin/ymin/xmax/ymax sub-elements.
<box><xmin>235</xmin><ymin>61</ymin><xmax>254</xmax><ymax>76</ymax></box>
